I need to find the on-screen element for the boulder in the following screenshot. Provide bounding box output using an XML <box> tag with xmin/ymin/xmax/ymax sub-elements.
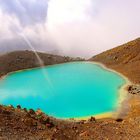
<box><xmin>23</xmin><ymin>108</ymin><xmax>27</xmax><ymax>112</ymax></box>
<box><xmin>17</xmin><ymin>105</ymin><xmax>21</xmax><ymax>109</ymax></box>
<box><xmin>89</xmin><ymin>116</ymin><xmax>96</xmax><ymax>122</ymax></box>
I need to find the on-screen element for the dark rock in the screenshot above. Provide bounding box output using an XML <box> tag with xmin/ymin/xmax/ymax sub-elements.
<box><xmin>128</xmin><ymin>85</ymin><xmax>140</xmax><ymax>95</ymax></box>
<box><xmin>23</xmin><ymin>108</ymin><xmax>27</xmax><ymax>112</ymax></box>
<box><xmin>116</xmin><ymin>118</ymin><xmax>123</xmax><ymax>122</ymax></box>
<box><xmin>17</xmin><ymin>105</ymin><xmax>21</xmax><ymax>109</ymax></box>
<box><xmin>72</xmin><ymin>126</ymin><xmax>77</xmax><ymax>130</ymax></box>
<box><xmin>46</xmin><ymin>122</ymin><xmax>55</xmax><ymax>128</ymax></box>
<box><xmin>89</xmin><ymin>116</ymin><xmax>96</xmax><ymax>122</ymax></box>
<box><xmin>128</xmin><ymin>86</ymin><xmax>132</xmax><ymax>91</ymax></box>
<box><xmin>113</xmin><ymin>56</ymin><xmax>118</xmax><ymax>60</ymax></box>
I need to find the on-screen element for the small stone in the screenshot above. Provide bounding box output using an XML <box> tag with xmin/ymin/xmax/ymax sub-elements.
<box><xmin>17</xmin><ymin>105</ymin><xmax>21</xmax><ymax>109</ymax></box>
<box><xmin>72</xmin><ymin>126</ymin><xmax>77</xmax><ymax>130</ymax></box>
<box><xmin>116</xmin><ymin>118</ymin><xmax>123</xmax><ymax>122</ymax></box>
<box><xmin>23</xmin><ymin>108</ymin><xmax>27</xmax><ymax>112</ymax></box>
<box><xmin>132</xmin><ymin>92</ymin><xmax>136</xmax><ymax>94</ymax></box>
<box><xmin>89</xmin><ymin>116</ymin><xmax>96</xmax><ymax>122</ymax></box>
<box><xmin>128</xmin><ymin>85</ymin><xmax>132</xmax><ymax>91</ymax></box>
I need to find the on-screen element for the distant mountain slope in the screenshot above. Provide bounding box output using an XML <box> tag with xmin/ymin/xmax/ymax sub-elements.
<box><xmin>90</xmin><ymin>38</ymin><xmax>140</xmax><ymax>83</ymax></box>
<box><xmin>0</xmin><ymin>50</ymin><xmax>82</xmax><ymax>77</ymax></box>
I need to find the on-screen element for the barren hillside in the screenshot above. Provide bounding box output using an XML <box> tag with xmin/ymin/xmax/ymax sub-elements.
<box><xmin>0</xmin><ymin>50</ymin><xmax>83</xmax><ymax>77</ymax></box>
<box><xmin>90</xmin><ymin>38</ymin><xmax>140</xmax><ymax>84</ymax></box>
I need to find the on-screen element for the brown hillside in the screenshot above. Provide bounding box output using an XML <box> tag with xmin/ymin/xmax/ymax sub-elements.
<box><xmin>0</xmin><ymin>50</ymin><xmax>83</xmax><ymax>78</ymax></box>
<box><xmin>90</xmin><ymin>38</ymin><xmax>140</xmax><ymax>84</ymax></box>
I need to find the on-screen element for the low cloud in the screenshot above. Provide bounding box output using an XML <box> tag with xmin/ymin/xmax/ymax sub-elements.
<box><xmin>0</xmin><ymin>0</ymin><xmax>140</xmax><ymax>58</ymax></box>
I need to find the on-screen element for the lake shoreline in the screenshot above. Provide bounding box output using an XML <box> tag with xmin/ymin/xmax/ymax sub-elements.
<box><xmin>0</xmin><ymin>61</ymin><xmax>132</xmax><ymax>120</ymax></box>
<box><xmin>67</xmin><ymin>61</ymin><xmax>132</xmax><ymax>120</ymax></box>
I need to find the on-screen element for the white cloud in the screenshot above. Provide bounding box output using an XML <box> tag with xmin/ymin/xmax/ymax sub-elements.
<box><xmin>46</xmin><ymin>0</ymin><xmax>140</xmax><ymax>58</ymax></box>
<box><xmin>0</xmin><ymin>9</ymin><xmax>19</xmax><ymax>40</ymax></box>
<box><xmin>0</xmin><ymin>0</ymin><xmax>139</xmax><ymax>58</ymax></box>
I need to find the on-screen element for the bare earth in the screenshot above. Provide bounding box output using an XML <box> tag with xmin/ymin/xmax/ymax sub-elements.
<box><xmin>0</xmin><ymin>38</ymin><xmax>140</xmax><ymax>140</ymax></box>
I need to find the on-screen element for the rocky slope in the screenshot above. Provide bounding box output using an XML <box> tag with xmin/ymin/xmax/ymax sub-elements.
<box><xmin>90</xmin><ymin>38</ymin><xmax>140</xmax><ymax>84</ymax></box>
<box><xmin>1</xmin><ymin>103</ymin><xmax>140</xmax><ymax>140</ymax></box>
<box><xmin>0</xmin><ymin>50</ymin><xmax>83</xmax><ymax>78</ymax></box>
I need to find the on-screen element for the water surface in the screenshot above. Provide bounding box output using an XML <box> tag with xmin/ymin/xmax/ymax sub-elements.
<box><xmin>0</xmin><ymin>62</ymin><xmax>126</xmax><ymax>119</ymax></box>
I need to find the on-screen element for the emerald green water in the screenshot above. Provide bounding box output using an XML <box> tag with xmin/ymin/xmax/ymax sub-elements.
<box><xmin>0</xmin><ymin>62</ymin><xmax>126</xmax><ymax>119</ymax></box>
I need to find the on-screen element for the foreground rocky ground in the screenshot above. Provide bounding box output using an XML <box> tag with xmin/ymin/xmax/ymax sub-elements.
<box><xmin>0</xmin><ymin>38</ymin><xmax>140</xmax><ymax>139</ymax></box>
<box><xmin>0</xmin><ymin>99</ymin><xmax>140</xmax><ymax>140</ymax></box>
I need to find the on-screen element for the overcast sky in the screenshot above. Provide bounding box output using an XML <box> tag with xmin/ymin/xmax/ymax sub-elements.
<box><xmin>0</xmin><ymin>0</ymin><xmax>140</xmax><ymax>58</ymax></box>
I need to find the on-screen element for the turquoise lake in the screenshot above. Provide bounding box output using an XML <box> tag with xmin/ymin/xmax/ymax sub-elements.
<box><xmin>0</xmin><ymin>62</ymin><xmax>126</xmax><ymax>119</ymax></box>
